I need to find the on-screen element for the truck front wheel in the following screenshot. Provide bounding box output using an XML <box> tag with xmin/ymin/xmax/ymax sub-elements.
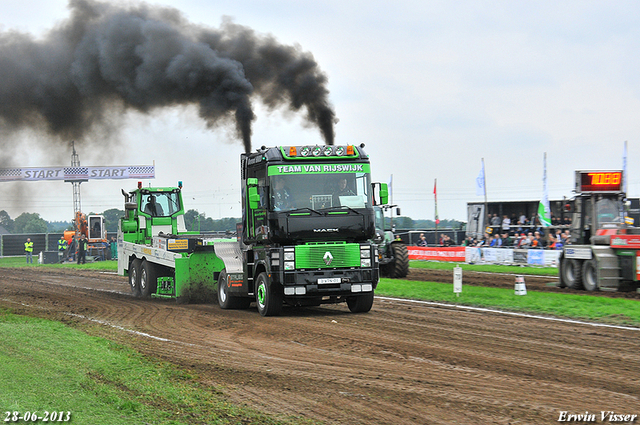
<box><xmin>255</xmin><ymin>272</ymin><xmax>282</xmax><ymax>317</ymax></box>
<box><xmin>347</xmin><ymin>291</ymin><xmax>374</xmax><ymax>313</ymax></box>
<box><xmin>129</xmin><ymin>258</ymin><xmax>141</xmax><ymax>298</ymax></box>
<box><xmin>218</xmin><ymin>270</ymin><xmax>251</xmax><ymax>309</ymax></box>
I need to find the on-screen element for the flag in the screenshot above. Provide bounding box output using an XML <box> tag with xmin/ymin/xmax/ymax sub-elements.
<box><xmin>623</xmin><ymin>141</ymin><xmax>628</xmax><ymax>195</ymax></box>
<box><xmin>539</xmin><ymin>152</ymin><xmax>551</xmax><ymax>227</ymax></box>
<box><xmin>434</xmin><ymin>179</ymin><xmax>439</xmax><ymax>225</ymax></box>
<box><xmin>475</xmin><ymin>160</ymin><xmax>485</xmax><ymax>196</ymax></box>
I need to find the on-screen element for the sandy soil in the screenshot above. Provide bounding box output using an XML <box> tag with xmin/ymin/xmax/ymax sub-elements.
<box><xmin>1</xmin><ymin>267</ymin><xmax>638</xmax><ymax>424</ymax></box>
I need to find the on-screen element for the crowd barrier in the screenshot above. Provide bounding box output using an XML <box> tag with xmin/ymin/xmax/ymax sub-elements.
<box><xmin>408</xmin><ymin>246</ymin><xmax>561</xmax><ymax>267</ymax></box>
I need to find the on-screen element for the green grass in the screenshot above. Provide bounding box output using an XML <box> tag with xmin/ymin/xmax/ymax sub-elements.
<box><xmin>376</xmin><ymin>278</ymin><xmax>640</xmax><ymax>326</ymax></box>
<box><xmin>0</xmin><ymin>309</ymin><xmax>306</xmax><ymax>425</ymax></box>
<box><xmin>0</xmin><ymin>256</ymin><xmax>117</xmax><ymax>271</ymax></box>
<box><xmin>409</xmin><ymin>260</ymin><xmax>558</xmax><ymax>276</ymax></box>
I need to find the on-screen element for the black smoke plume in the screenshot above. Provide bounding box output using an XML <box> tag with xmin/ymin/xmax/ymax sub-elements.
<box><xmin>0</xmin><ymin>0</ymin><xmax>336</xmax><ymax>153</ymax></box>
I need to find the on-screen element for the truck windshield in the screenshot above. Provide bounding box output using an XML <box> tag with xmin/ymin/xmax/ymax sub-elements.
<box><xmin>268</xmin><ymin>169</ymin><xmax>371</xmax><ymax>212</ymax></box>
<box><xmin>141</xmin><ymin>192</ymin><xmax>181</xmax><ymax>217</ymax></box>
<box><xmin>595</xmin><ymin>197</ymin><xmax>624</xmax><ymax>229</ymax></box>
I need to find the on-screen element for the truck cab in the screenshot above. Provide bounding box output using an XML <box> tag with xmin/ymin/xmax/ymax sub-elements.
<box><xmin>218</xmin><ymin>144</ymin><xmax>387</xmax><ymax>315</ymax></box>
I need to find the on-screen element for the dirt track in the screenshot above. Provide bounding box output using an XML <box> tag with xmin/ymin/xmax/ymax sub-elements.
<box><xmin>1</xmin><ymin>267</ymin><xmax>639</xmax><ymax>424</ymax></box>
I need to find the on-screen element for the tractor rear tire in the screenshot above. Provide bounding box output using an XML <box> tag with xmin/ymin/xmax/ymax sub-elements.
<box><xmin>389</xmin><ymin>243</ymin><xmax>409</xmax><ymax>278</ymax></box>
<box><xmin>255</xmin><ymin>272</ymin><xmax>283</xmax><ymax>317</ymax></box>
<box><xmin>582</xmin><ymin>259</ymin><xmax>599</xmax><ymax>291</ymax></box>
<box><xmin>129</xmin><ymin>258</ymin><xmax>141</xmax><ymax>298</ymax></box>
<box><xmin>347</xmin><ymin>291</ymin><xmax>374</xmax><ymax>313</ymax></box>
<box><xmin>218</xmin><ymin>270</ymin><xmax>251</xmax><ymax>309</ymax></box>
<box><xmin>561</xmin><ymin>256</ymin><xmax>583</xmax><ymax>290</ymax></box>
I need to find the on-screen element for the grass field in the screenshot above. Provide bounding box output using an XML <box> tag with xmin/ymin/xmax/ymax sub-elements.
<box><xmin>408</xmin><ymin>260</ymin><xmax>558</xmax><ymax>276</ymax></box>
<box><xmin>0</xmin><ymin>309</ymin><xmax>303</xmax><ymax>425</ymax></box>
<box><xmin>375</xmin><ymin>278</ymin><xmax>640</xmax><ymax>326</ymax></box>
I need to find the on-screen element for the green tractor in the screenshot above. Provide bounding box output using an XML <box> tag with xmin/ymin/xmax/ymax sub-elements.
<box><xmin>374</xmin><ymin>205</ymin><xmax>409</xmax><ymax>278</ymax></box>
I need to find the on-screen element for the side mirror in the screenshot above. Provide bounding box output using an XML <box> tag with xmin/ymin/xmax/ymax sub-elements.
<box><xmin>247</xmin><ymin>178</ymin><xmax>260</xmax><ymax>210</ymax></box>
<box><xmin>372</xmin><ymin>182</ymin><xmax>389</xmax><ymax>206</ymax></box>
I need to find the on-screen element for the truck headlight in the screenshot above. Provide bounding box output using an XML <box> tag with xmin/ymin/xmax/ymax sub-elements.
<box><xmin>361</xmin><ymin>258</ymin><xmax>371</xmax><ymax>268</ymax></box>
<box><xmin>285</xmin><ymin>261</ymin><xmax>295</xmax><ymax>270</ymax></box>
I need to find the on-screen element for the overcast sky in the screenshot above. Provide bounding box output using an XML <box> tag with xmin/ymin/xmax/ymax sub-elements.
<box><xmin>1</xmin><ymin>0</ymin><xmax>639</xmax><ymax>223</ymax></box>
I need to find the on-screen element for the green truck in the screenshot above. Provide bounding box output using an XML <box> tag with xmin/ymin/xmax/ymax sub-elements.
<box><xmin>118</xmin><ymin>145</ymin><xmax>388</xmax><ymax>315</ymax></box>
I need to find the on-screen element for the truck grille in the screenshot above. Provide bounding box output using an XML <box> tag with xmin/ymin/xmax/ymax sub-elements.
<box><xmin>295</xmin><ymin>243</ymin><xmax>360</xmax><ymax>269</ymax></box>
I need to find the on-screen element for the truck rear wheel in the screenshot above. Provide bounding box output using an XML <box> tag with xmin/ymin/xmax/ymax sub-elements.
<box><xmin>582</xmin><ymin>259</ymin><xmax>599</xmax><ymax>291</ymax></box>
<box><xmin>218</xmin><ymin>270</ymin><xmax>251</xmax><ymax>309</ymax></box>
<box><xmin>255</xmin><ymin>272</ymin><xmax>282</xmax><ymax>317</ymax></box>
<box><xmin>140</xmin><ymin>260</ymin><xmax>156</xmax><ymax>298</ymax></box>
<box><xmin>347</xmin><ymin>291</ymin><xmax>374</xmax><ymax>313</ymax></box>
<box><xmin>560</xmin><ymin>256</ymin><xmax>583</xmax><ymax>290</ymax></box>
<box><xmin>129</xmin><ymin>258</ymin><xmax>141</xmax><ymax>297</ymax></box>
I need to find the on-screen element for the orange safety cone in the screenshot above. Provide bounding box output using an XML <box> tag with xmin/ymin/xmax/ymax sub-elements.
<box><xmin>515</xmin><ymin>275</ymin><xmax>527</xmax><ymax>295</ymax></box>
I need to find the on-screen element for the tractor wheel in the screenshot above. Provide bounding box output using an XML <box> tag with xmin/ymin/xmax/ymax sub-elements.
<box><xmin>255</xmin><ymin>272</ymin><xmax>283</xmax><ymax>317</ymax></box>
<box><xmin>218</xmin><ymin>270</ymin><xmax>251</xmax><ymax>309</ymax></box>
<box><xmin>140</xmin><ymin>260</ymin><xmax>156</xmax><ymax>298</ymax></box>
<box><xmin>347</xmin><ymin>291</ymin><xmax>374</xmax><ymax>313</ymax></box>
<box><xmin>129</xmin><ymin>258</ymin><xmax>141</xmax><ymax>297</ymax></box>
<box><xmin>582</xmin><ymin>259</ymin><xmax>599</xmax><ymax>291</ymax></box>
<box><xmin>560</xmin><ymin>256</ymin><xmax>583</xmax><ymax>290</ymax></box>
<box><xmin>390</xmin><ymin>243</ymin><xmax>409</xmax><ymax>278</ymax></box>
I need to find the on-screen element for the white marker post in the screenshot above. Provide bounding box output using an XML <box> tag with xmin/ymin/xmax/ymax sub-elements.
<box><xmin>453</xmin><ymin>266</ymin><xmax>462</xmax><ymax>297</ymax></box>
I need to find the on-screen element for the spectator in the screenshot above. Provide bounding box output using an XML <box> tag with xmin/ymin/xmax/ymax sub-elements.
<box><xmin>77</xmin><ymin>234</ymin><xmax>88</xmax><ymax>265</ymax></box>
<box><xmin>443</xmin><ymin>234</ymin><xmax>453</xmax><ymax>246</ymax></box>
<box><xmin>110</xmin><ymin>237</ymin><xmax>118</xmax><ymax>260</ymax></box>
<box><xmin>24</xmin><ymin>238</ymin><xmax>34</xmax><ymax>264</ymax></box>
<box><xmin>417</xmin><ymin>233</ymin><xmax>428</xmax><ymax>247</ymax></box>
<box><xmin>490</xmin><ymin>214</ymin><xmax>501</xmax><ymax>226</ymax></box>
<box><xmin>501</xmin><ymin>233</ymin><xmax>512</xmax><ymax>247</ymax></box>
<box><xmin>490</xmin><ymin>234</ymin><xmax>502</xmax><ymax>247</ymax></box>
<box><xmin>520</xmin><ymin>233</ymin><xmax>533</xmax><ymax>249</ymax></box>
<box><xmin>501</xmin><ymin>215</ymin><xmax>511</xmax><ymax>234</ymax></box>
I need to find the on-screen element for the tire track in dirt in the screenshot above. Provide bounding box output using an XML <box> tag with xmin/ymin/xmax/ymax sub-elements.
<box><xmin>1</xmin><ymin>267</ymin><xmax>639</xmax><ymax>424</ymax></box>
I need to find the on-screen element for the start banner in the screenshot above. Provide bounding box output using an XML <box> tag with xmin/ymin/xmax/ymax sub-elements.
<box><xmin>0</xmin><ymin>165</ymin><xmax>155</xmax><ymax>182</ymax></box>
<box><xmin>408</xmin><ymin>246</ymin><xmax>466</xmax><ymax>262</ymax></box>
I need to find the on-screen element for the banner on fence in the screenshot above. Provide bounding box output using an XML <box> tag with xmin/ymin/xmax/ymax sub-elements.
<box><xmin>463</xmin><ymin>247</ymin><xmax>560</xmax><ymax>267</ymax></box>
<box><xmin>408</xmin><ymin>246</ymin><xmax>465</xmax><ymax>262</ymax></box>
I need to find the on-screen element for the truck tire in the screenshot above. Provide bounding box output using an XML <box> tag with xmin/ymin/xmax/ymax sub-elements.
<box><xmin>582</xmin><ymin>259</ymin><xmax>599</xmax><ymax>291</ymax></box>
<box><xmin>140</xmin><ymin>260</ymin><xmax>156</xmax><ymax>298</ymax></box>
<box><xmin>218</xmin><ymin>270</ymin><xmax>251</xmax><ymax>309</ymax></box>
<box><xmin>560</xmin><ymin>256</ymin><xmax>583</xmax><ymax>290</ymax></box>
<box><xmin>389</xmin><ymin>243</ymin><xmax>409</xmax><ymax>278</ymax></box>
<box><xmin>347</xmin><ymin>291</ymin><xmax>374</xmax><ymax>313</ymax></box>
<box><xmin>129</xmin><ymin>258</ymin><xmax>141</xmax><ymax>298</ymax></box>
<box><xmin>255</xmin><ymin>272</ymin><xmax>283</xmax><ymax>317</ymax></box>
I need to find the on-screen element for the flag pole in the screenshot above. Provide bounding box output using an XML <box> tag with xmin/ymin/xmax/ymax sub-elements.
<box><xmin>434</xmin><ymin>178</ymin><xmax>438</xmax><ymax>246</ymax></box>
<box><xmin>482</xmin><ymin>158</ymin><xmax>488</xmax><ymax>234</ymax></box>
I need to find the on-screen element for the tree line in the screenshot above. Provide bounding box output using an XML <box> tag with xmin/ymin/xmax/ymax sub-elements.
<box><xmin>1</xmin><ymin>208</ymin><xmax>466</xmax><ymax>235</ymax></box>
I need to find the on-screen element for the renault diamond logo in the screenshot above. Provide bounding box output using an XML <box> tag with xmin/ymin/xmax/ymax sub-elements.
<box><xmin>323</xmin><ymin>251</ymin><xmax>333</xmax><ymax>266</ymax></box>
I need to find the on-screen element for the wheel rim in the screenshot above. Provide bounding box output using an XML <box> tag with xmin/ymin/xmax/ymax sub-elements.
<box><xmin>140</xmin><ymin>268</ymin><xmax>147</xmax><ymax>290</ymax></box>
<box><xmin>219</xmin><ymin>278</ymin><xmax>227</xmax><ymax>303</ymax></box>
<box><xmin>257</xmin><ymin>282</ymin><xmax>266</xmax><ymax>307</ymax></box>
<box><xmin>130</xmin><ymin>268</ymin><xmax>137</xmax><ymax>289</ymax></box>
